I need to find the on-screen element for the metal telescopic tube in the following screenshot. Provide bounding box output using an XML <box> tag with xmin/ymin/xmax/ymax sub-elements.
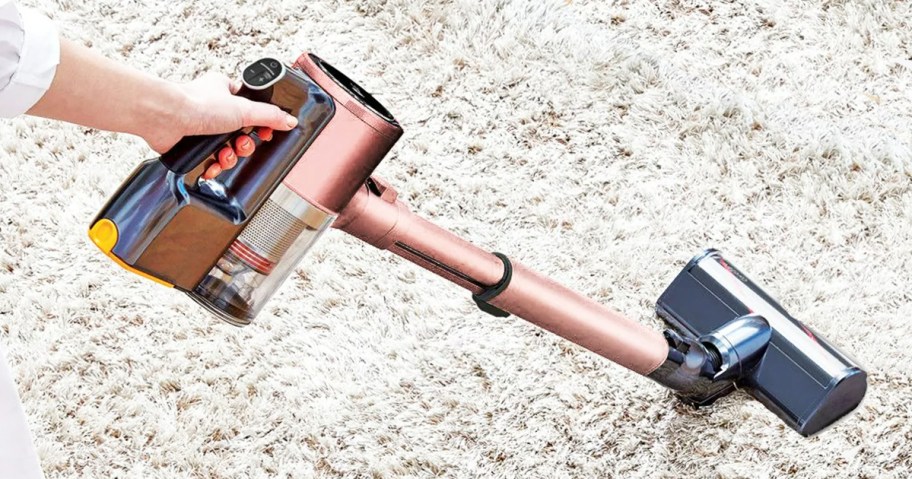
<box><xmin>334</xmin><ymin>180</ymin><xmax>669</xmax><ymax>375</ymax></box>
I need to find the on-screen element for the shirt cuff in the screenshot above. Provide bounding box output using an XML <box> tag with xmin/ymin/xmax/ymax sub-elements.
<box><xmin>0</xmin><ymin>7</ymin><xmax>60</xmax><ymax>118</ymax></box>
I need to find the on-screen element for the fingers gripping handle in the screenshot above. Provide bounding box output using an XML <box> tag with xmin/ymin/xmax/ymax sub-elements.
<box><xmin>160</xmin><ymin>56</ymin><xmax>284</xmax><ymax>176</ymax></box>
<box><xmin>159</xmin><ymin>86</ymin><xmax>261</xmax><ymax>175</ymax></box>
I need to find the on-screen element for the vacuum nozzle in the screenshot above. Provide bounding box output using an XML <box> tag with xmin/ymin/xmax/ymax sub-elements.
<box><xmin>649</xmin><ymin>249</ymin><xmax>867</xmax><ymax>436</ymax></box>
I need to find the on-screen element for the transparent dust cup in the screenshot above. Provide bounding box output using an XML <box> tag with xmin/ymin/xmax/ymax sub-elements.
<box><xmin>188</xmin><ymin>184</ymin><xmax>335</xmax><ymax>326</ymax></box>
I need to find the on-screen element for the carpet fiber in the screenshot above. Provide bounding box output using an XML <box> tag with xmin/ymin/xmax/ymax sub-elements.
<box><xmin>1</xmin><ymin>0</ymin><xmax>910</xmax><ymax>477</ymax></box>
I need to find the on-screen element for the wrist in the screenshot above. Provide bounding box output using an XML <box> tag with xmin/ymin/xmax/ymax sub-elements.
<box><xmin>131</xmin><ymin>78</ymin><xmax>190</xmax><ymax>145</ymax></box>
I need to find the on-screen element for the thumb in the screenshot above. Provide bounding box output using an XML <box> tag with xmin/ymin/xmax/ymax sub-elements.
<box><xmin>240</xmin><ymin>100</ymin><xmax>298</xmax><ymax>130</ymax></box>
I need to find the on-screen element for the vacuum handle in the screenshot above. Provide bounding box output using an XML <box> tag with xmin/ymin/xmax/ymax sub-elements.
<box><xmin>159</xmin><ymin>86</ymin><xmax>261</xmax><ymax>175</ymax></box>
<box><xmin>159</xmin><ymin>132</ymin><xmax>236</xmax><ymax>175</ymax></box>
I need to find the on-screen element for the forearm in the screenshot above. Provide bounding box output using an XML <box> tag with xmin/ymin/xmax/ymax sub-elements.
<box><xmin>24</xmin><ymin>36</ymin><xmax>294</xmax><ymax>154</ymax></box>
<box><xmin>27</xmin><ymin>38</ymin><xmax>185</xmax><ymax>140</ymax></box>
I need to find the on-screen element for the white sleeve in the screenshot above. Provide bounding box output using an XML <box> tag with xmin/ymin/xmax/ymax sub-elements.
<box><xmin>0</xmin><ymin>345</ymin><xmax>44</xmax><ymax>479</ymax></box>
<box><xmin>0</xmin><ymin>0</ymin><xmax>60</xmax><ymax>118</ymax></box>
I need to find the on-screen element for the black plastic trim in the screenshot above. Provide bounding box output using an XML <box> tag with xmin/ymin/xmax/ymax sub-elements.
<box><xmin>472</xmin><ymin>252</ymin><xmax>513</xmax><ymax>318</ymax></box>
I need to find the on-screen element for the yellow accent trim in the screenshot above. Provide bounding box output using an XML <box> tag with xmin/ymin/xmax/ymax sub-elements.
<box><xmin>89</xmin><ymin>218</ymin><xmax>118</xmax><ymax>251</ymax></box>
<box><xmin>89</xmin><ymin>219</ymin><xmax>173</xmax><ymax>288</ymax></box>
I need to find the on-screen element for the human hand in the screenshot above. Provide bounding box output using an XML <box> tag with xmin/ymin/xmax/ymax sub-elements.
<box><xmin>28</xmin><ymin>41</ymin><xmax>299</xmax><ymax>159</ymax></box>
<box><xmin>141</xmin><ymin>72</ymin><xmax>298</xmax><ymax>154</ymax></box>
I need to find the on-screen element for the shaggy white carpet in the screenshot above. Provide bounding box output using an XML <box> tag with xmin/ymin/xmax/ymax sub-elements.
<box><xmin>1</xmin><ymin>0</ymin><xmax>910</xmax><ymax>477</ymax></box>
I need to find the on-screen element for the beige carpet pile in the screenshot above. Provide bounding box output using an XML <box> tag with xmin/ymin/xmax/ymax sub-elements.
<box><xmin>1</xmin><ymin>0</ymin><xmax>910</xmax><ymax>477</ymax></box>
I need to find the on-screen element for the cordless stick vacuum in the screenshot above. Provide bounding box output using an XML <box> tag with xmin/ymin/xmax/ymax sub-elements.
<box><xmin>89</xmin><ymin>54</ymin><xmax>867</xmax><ymax>436</ymax></box>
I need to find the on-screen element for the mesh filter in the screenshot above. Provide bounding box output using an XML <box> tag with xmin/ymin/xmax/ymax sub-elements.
<box><xmin>232</xmin><ymin>198</ymin><xmax>308</xmax><ymax>273</ymax></box>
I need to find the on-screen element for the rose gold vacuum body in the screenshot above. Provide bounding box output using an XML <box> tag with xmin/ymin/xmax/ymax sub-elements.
<box><xmin>282</xmin><ymin>54</ymin><xmax>402</xmax><ymax>216</ymax></box>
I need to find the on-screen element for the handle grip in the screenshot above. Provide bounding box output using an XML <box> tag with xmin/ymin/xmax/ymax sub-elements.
<box><xmin>159</xmin><ymin>86</ymin><xmax>264</xmax><ymax>175</ymax></box>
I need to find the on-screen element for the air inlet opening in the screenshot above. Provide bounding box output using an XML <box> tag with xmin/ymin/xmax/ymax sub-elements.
<box><xmin>702</xmin><ymin>341</ymin><xmax>724</xmax><ymax>370</ymax></box>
